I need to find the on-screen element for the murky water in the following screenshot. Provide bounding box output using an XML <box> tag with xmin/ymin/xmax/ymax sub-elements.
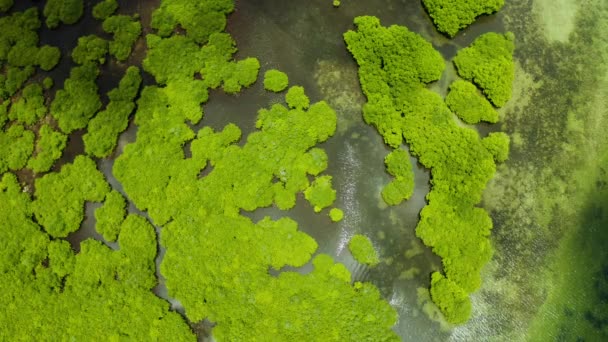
<box><xmin>12</xmin><ymin>0</ymin><xmax>608</xmax><ymax>340</ymax></box>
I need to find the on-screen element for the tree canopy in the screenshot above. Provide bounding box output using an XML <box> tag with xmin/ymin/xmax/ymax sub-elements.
<box><xmin>345</xmin><ymin>15</ymin><xmax>513</xmax><ymax>323</ymax></box>
<box><xmin>422</xmin><ymin>0</ymin><xmax>505</xmax><ymax>37</ymax></box>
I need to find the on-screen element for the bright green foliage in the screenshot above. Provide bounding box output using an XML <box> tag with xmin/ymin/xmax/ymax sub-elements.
<box><xmin>482</xmin><ymin>132</ymin><xmax>510</xmax><ymax>163</ymax></box>
<box><xmin>42</xmin><ymin>77</ymin><xmax>53</xmax><ymax>90</ymax></box>
<box><xmin>109</xmin><ymin>4</ymin><xmax>399</xmax><ymax>338</ymax></box>
<box><xmin>0</xmin><ymin>8</ymin><xmax>61</xmax><ymax>73</ymax></box>
<box><xmin>453</xmin><ymin>32</ymin><xmax>515</xmax><ymax>107</ymax></box>
<box><xmin>8</xmin><ymin>83</ymin><xmax>46</xmax><ymax>125</ymax></box>
<box><xmin>264</xmin><ymin>69</ymin><xmax>289</xmax><ymax>92</ymax></box>
<box><xmin>0</xmin><ymin>173</ymin><xmax>195</xmax><ymax>340</ymax></box>
<box><xmin>422</xmin><ymin>0</ymin><xmax>504</xmax><ymax>37</ymax></box>
<box><xmin>50</xmin><ymin>62</ymin><xmax>102</xmax><ymax>133</ymax></box>
<box><xmin>84</xmin><ymin>66</ymin><xmax>141</xmax><ymax>158</ymax></box>
<box><xmin>33</xmin><ymin>155</ymin><xmax>109</xmax><ymax>238</ymax></box>
<box><xmin>304</xmin><ymin>175</ymin><xmax>336</xmax><ymax>212</ymax></box>
<box><xmin>385</xmin><ymin>149</ymin><xmax>412</xmax><ymax>178</ymax></box>
<box><xmin>191</xmin><ymin>32</ymin><xmax>261</xmax><ymax>93</ymax></box>
<box><xmin>103</xmin><ymin>15</ymin><xmax>142</xmax><ymax>61</ymax></box>
<box><xmin>44</xmin><ymin>0</ymin><xmax>84</xmax><ymax>28</ymax></box>
<box><xmin>382</xmin><ymin>178</ymin><xmax>414</xmax><ymax>206</ymax></box>
<box><xmin>0</xmin><ymin>102</ymin><xmax>7</xmax><ymax>127</ymax></box>
<box><xmin>0</xmin><ymin>66</ymin><xmax>35</xmax><ymax>100</ymax></box>
<box><xmin>220</xmin><ymin>57</ymin><xmax>260</xmax><ymax>94</ymax></box>
<box><xmin>0</xmin><ymin>124</ymin><xmax>35</xmax><ymax>173</ymax></box>
<box><xmin>0</xmin><ymin>0</ymin><xmax>12</xmax><ymax>12</ymax></box>
<box><xmin>329</xmin><ymin>208</ymin><xmax>344</xmax><ymax>222</ymax></box>
<box><xmin>143</xmin><ymin>34</ymin><xmax>205</xmax><ymax>84</ymax></box>
<box><xmin>445</xmin><ymin>79</ymin><xmax>498</xmax><ymax>124</ymax></box>
<box><xmin>333</xmin><ymin>0</ymin><xmax>341</xmax><ymax>7</ymax></box>
<box><xmin>151</xmin><ymin>0</ymin><xmax>234</xmax><ymax>44</ymax></box>
<box><xmin>285</xmin><ymin>85</ymin><xmax>310</xmax><ymax>110</ymax></box>
<box><xmin>37</xmin><ymin>45</ymin><xmax>61</xmax><ymax>71</ymax></box>
<box><xmin>71</xmin><ymin>35</ymin><xmax>108</xmax><ymax>64</ymax></box>
<box><xmin>345</xmin><ymin>16</ymin><xmax>510</xmax><ymax>323</ymax></box>
<box><xmin>429</xmin><ymin>272</ymin><xmax>472</xmax><ymax>324</ymax></box>
<box><xmin>116</xmin><ymin>90</ymin><xmax>336</xmax><ymax>223</ymax></box>
<box><xmin>95</xmin><ymin>190</ymin><xmax>126</xmax><ymax>242</ymax></box>
<box><xmin>348</xmin><ymin>234</ymin><xmax>380</xmax><ymax>266</ymax></box>
<box><xmin>0</xmin><ymin>8</ymin><xmax>40</xmax><ymax>64</ymax></box>
<box><xmin>27</xmin><ymin>124</ymin><xmax>67</xmax><ymax>173</ymax></box>
<box><xmin>382</xmin><ymin>149</ymin><xmax>414</xmax><ymax>205</ymax></box>
<box><xmin>7</xmin><ymin>43</ymin><xmax>41</xmax><ymax>67</ymax></box>
<box><xmin>344</xmin><ymin>16</ymin><xmax>445</xmax><ymax>148</ymax></box>
<box><xmin>114</xmin><ymin>26</ymin><xmax>398</xmax><ymax>337</ymax></box>
<box><xmin>92</xmin><ymin>0</ymin><xmax>118</xmax><ymax>20</ymax></box>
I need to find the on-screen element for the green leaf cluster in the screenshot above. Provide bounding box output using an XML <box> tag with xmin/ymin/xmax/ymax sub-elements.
<box><xmin>27</xmin><ymin>124</ymin><xmax>67</xmax><ymax>173</ymax></box>
<box><xmin>304</xmin><ymin>175</ymin><xmax>336</xmax><ymax>212</ymax></box>
<box><xmin>151</xmin><ymin>0</ymin><xmax>234</xmax><ymax>44</ymax></box>
<box><xmin>0</xmin><ymin>124</ymin><xmax>34</xmax><ymax>173</ymax></box>
<box><xmin>113</xmin><ymin>6</ymin><xmax>398</xmax><ymax>335</ymax></box>
<box><xmin>329</xmin><ymin>208</ymin><xmax>344</xmax><ymax>222</ymax></box>
<box><xmin>0</xmin><ymin>66</ymin><xmax>35</xmax><ymax>100</ymax></box>
<box><xmin>482</xmin><ymin>132</ymin><xmax>510</xmax><ymax>163</ymax></box>
<box><xmin>264</xmin><ymin>69</ymin><xmax>289</xmax><ymax>92</ymax></box>
<box><xmin>42</xmin><ymin>76</ymin><xmax>53</xmax><ymax>90</ymax></box>
<box><xmin>422</xmin><ymin>0</ymin><xmax>504</xmax><ymax>37</ymax></box>
<box><xmin>348</xmin><ymin>234</ymin><xmax>380</xmax><ymax>266</ymax></box>
<box><xmin>92</xmin><ymin>0</ymin><xmax>118</xmax><ymax>20</ymax></box>
<box><xmin>102</xmin><ymin>15</ymin><xmax>142</xmax><ymax>61</ymax></box>
<box><xmin>453</xmin><ymin>32</ymin><xmax>515</xmax><ymax>107</ymax></box>
<box><xmin>8</xmin><ymin>83</ymin><xmax>46</xmax><ymax>125</ymax></box>
<box><xmin>285</xmin><ymin>85</ymin><xmax>310</xmax><ymax>110</ymax></box>
<box><xmin>50</xmin><ymin>62</ymin><xmax>102</xmax><ymax>133</ymax></box>
<box><xmin>0</xmin><ymin>173</ymin><xmax>195</xmax><ymax>340</ymax></box>
<box><xmin>33</xmin><ymin>155</ymin><xmax>110</xmax><ymax>238</ymax></box>
<box><xmin>44</xmin><ymin>0</ymin><xmax>83</xmax><ymax>28</ymax></box>
<box><xmin>83</xmin><ymin>66</ymin><xmax>142</xmax><ymax>158</ymax></box>
<box><xmin>71</xmin><ymin>35</ymin><xmax>108</xmax><ymax>64</ymax></box>
<box><xmin>36</xmin><ymin>45</ymin><xmax>61</xmax><ymax>71</ymax></box>
<box><xmin>382</xmin><ymin>149</ymin><xmax>415</xmax><ymax>205</ymax></box>
<box><xmin>0</xmin><ymin>0</ymin><xmax>12</xmax><ymax>12</ymax></box>
<box><xmin>445</xmin><ymin>79</ymin><xmax>498</xmax><ymax>124</ymax></box>
<box><xmin>345</xmin><ymin>16</ymin><xmax>512</xmax><ymax>323</ymax></box>
<box><xmin>144</xmin><ymin>34</ymin><xmax>205</xmax><ymax>84</ymax></box>
<box><xmin>94</xmin><ymin>190</ymin><xmax>126</xmax><ymax>242</ymax></box>
<box><xmin>344</xmin><ymin>16</ymin><xmax>445</xmax><ymax>148</ymax></box>
<box><xmin>429</xmin><ymin>272</ymin><xmax>472</xmax><ymax>324</ymax></box>
<box><xmin>0</xmin><ymin>8</ymin><xmax>60</xmax><ymax>97</ymax></box>
<box><xmin>0</xmin><ymin>102</ymin><xmax>7</xmax><ymax>126</ymax></box>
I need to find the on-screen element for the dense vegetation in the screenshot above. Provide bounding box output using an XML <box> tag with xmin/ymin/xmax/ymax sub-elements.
<box><xmin>92</xmin><ymin>0</ymin><xmax>118</xmax><ymax>20</ymax></box>
<box><xmin>445</xmin><ymin>80</ymin><xmax>498</xmax><ymax>124</ymax></box>
<box><xmin>0</xmin><ymin>172</ymin><xmax>195</xmax><ymax>340</ymax></box>
<box><xmin>0</xmin><ymin>3</ymin><xmax>199</xmax><ymax>338</ymax></box>
<box><xmin>0</xmin><ymin>0</ymin><xmax>515</xmax><ymax>338</ymax></box>
<box><xmin>102</xmin><ymin>15</ymin><xmax>142</xmax><ymax>61</ymax></box>
<box><xmin>71</xmin><ymin>35</ymin><xmax>108</xmax><ymax>65</ymax></box>
<box><xmin>50</xmin><ymin>62</ymin><xmax>102</xmax><ymax>133</ymax></box>
<box><xmin>422</xmin><ymin>0</ymin><xmax>504</xmax><ymax>37</ymax></box>
<box><xmin>349</xmin><ymin>234</ymin><xmax>380</xmax><ymax>266</ymax></box>
<box><xmin>382</xmin><ymin>149</ymin><xmax>415</xmax><ymax>205</ymax></box>
<box><xmin>27</xmin><ymin>124</ymin><xmax>67</xmax><ymax>173</ymax></box>
<box><xmin>83</xmin><ymin>66</ymin><xmax>142</xmax><ymax>158</ymax></box>
<box><xmin>109</xmin><ymin>1</ymin><xmax>400</xmax><ymax>339</ymax></box>
<box><xmin>44</xmin><ymin>0</ymin><xmax>84</xmax><ymax>28</ymax></box>
<box><xmin>264</xmin><ymin>69</ymin><xmax>289</xmax><ymax>92</ymax></box>
<box><xmin>453</xmin><ymin>32</ymin><xmax>515</xmax><ymax>107</ymax></box>
<box><xmin>345</xmin><ymin>15</ymin><xmax>512</xmax><ymax>323</ymax></box>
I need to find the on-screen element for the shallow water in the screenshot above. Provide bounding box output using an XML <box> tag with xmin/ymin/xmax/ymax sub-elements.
<box><xmin>9</xmin><ymin>0</ymin><xmax>608</xmax><ymax>340</ymax></box>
